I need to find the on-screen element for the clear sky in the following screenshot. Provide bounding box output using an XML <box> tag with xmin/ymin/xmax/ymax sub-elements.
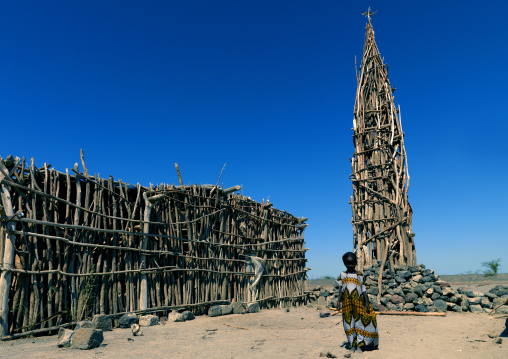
<box><xmin>1</xmin><ymin>1</ymin><xmax>507</xmax><ymax>277</ymax></box>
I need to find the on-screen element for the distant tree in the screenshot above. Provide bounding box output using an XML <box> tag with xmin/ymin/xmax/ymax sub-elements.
<box><xmin>481</xmin><ymin>258</ymin><xmax>501</xmax><ymax>277</ymax></box>
<box><xmin>320</xmin><ymin>275</ymin><xmax>334</xmax><ymax>280</ymax></box>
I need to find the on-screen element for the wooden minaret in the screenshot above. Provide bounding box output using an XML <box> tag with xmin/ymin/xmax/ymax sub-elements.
<box><xmin>350</xmin><ymin>9</ymin><xmax>416</xmax><ymax>271</ymax></box>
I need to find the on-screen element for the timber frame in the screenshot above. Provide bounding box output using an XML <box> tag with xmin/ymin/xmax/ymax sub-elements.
<box><xmin>350</xmin><ymin>15</ymin><xmax>416</xmax><ymax>272</ymax></box>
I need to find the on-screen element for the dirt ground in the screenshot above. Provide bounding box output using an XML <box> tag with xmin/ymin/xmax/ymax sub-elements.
<box><xmin>1</xmin><ymin>281</ymin><xmax>507</xmax><ymax>359</ymax></box>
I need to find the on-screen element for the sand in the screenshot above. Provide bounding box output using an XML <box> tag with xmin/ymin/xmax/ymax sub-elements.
<box><xmin>1</xmin><ymin>280</ymin><xmax>507</xmax><ymax>359</ymax></box>
<box><xmin>0</xmin><ymin>306</ymin><xmax>506</xmax><ymax>359</ymax></box>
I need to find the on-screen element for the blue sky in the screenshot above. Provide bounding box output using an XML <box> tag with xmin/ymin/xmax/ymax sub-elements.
<box><xmin>1</xmin><ymin>1</ymin><xmax>507</xmax><ymax>276</ymax></box>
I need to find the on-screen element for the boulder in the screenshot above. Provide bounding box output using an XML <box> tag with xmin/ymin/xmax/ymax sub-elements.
<box><xmin>208</xmin><ymin>306</ymin><xmax>222</xmax><ymax>317</ymax></box>
<box><xmin>92</xmin><ymin>314</ymin><xmax>112</xmax><ymax>331</ymax></box>
<box><xmin>131</xmin><ymin>324</ymin><xmax>143</xmax><ymax>336</ymax></box>
<box><xmin>412</xmin><ymin>274</ymin><xmax>423</xmax><ymax>283</ymax></box>
<box><xmin>447</xmin><ymin>303</ymin><xmax>462</xmax><ymax>312</ymax></box>
<box><xmin>139</xmin><ymin>315</ymin><xmax>159</xmax><ymax>327</ymax></box>
<box><xmin>490</xmin><ymin>285</ymin><xmax>508</xmax><ymax>297</ymax></box>
<box><xmin>367</xmin><ymin>286</ymin><xmax>379</xmax><ymax>296</ymax></box>
<box><xmin>168</xmin><ymin>312</ymin><xmax>186</xmax><ymax>322</ymax></box>
<box><xmin>403</xmin><ymin>303</ymin><xmax>415</xmax><ymax>311</ymax></box>
<box><xmin>71</xmin><ymin>328</ymin><xmax>104</xmax><ymax>350</ymax></box>
<box><xmin>468</xmin><ymin>297</ymin><xmax>482</xmax><ymax>305</ymax></box>
<box><xmin>74</xmin><ymin>321</ymin><xmax>95</xmax><ymax>330</ymax></box>
<box><xmin>319</xmin><ymin>290</ymin><xmax>330</xmax><ymax>297</ymax></box>
<box><xmin>405</xmin><ymin>293</ymin><xmax>418</xmax><ymax>303</ymax></box>
<box><xmin>395</xmin><ymin>276</ymin><xmax>406</xmax><ymax>283</ymax></box>
<box><xmin>390</xmin><ymin>295</ymin><xmax>405</xmax><ymax>304</ymax></box>
<box><xmin>119</xmin><ymin>313</ymin><xmax>138</xmax><ymax>328</ymax></box>
<box><xmin>397</xmin><ymin>270</ymin><xmax>412</xmax><ymax>279</ymax></box>
<box><xmin>371</xmin><ymin>302</ymin><xmax>386</xmax><ymax>311</ymax></box>
<box><xmin>414</xmin><ymin>304</ymin><xmax>430</xmax><ymax>312</ymax></box>
<box><xmin>442</xmin><ymin>287</ymin><xmax>454</xmax><ymax>297</ymax></box>
<box><xmin>57</xmin><ymin>328</ymin><xmax>74</xmax><ymax>348</ymax></box>
<box><xmin>385</xmin><ymin>302</ymin><xmax>403</xmax><ymax>311</ymax></box>
<box><xmin>495</xmin><ymin>306</ymin><xmax>508</xmax><ymax>315</ymax></box>
<box><xmin>433</xmin><ymin>299</ymin><xmax>447</xmax><ymax>312</ymax></box>
<box><xmin>480</xmin><ymin>298</ymin><xmax>493</xmax><ymax>309</ymax></box>
<box><xmin>182</xmin><ymin>310</ymin><xmax>195</xmax><ymax>321</ymax></box>
<box><xmin>469</xmin><ymin>305</ymin><xmax>486</xmax><ymax>313</ymax></box>
<box><xmin>232</xmin><ymin>302</ymin><xmax>245</xmax><ymax>314</ymax></box>
<box><xmin>431</xmin><ymin>293</ymin><xmax>441</xmax><ymax>301</ymax></box>
<box><xmin>246</xmin><ymin>302</ymin><xmax>260</xmax><ymax>313</ymax></box>
<box><xmin>493</xmin><ymin>297</ymin><xmax>508</xmax><ymax>308</ymax></box>
<box><xmin>219</xmin><ymin>304</ymin><xmax>234</xmax><ymax>315</ymax></box>
<box><xmin>484</xmin><ymin>292</ymin><xmax>498</xmax><ymax>300</ymax></box>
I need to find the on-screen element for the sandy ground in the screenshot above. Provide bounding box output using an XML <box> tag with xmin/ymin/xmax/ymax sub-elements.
<box><xmin>1</xmin><ymin>280</ymin><xmax>507</xmax><ymax>359</ymax></box>
<box><xmin>1</xmin><ymin>307</ymin><xmax>506</xmax><ymax>359</ymax></box>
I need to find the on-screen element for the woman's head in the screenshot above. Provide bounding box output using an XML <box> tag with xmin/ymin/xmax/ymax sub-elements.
<box><xmin>342</xmin><ymin>252</ymin><xmax>357</xmax><ymax>272</ymax></box>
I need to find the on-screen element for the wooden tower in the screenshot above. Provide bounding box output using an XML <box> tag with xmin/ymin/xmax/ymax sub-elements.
<box><xmin>350</xmin><ymin>10</ymin><xmax>416</xmax><ymax>270</ymax></box>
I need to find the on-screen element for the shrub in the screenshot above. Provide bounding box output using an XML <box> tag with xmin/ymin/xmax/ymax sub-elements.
<box><xmin>481</xmin><ymin>258</ymin><xmax>501</xmax><ymax>277</ymax></box>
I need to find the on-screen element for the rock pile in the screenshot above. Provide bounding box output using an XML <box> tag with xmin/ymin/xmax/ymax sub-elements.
<box><xmin>309</xmin><ymin>262</ymin><xmax>508</xmax><ymax>314</ymax></box>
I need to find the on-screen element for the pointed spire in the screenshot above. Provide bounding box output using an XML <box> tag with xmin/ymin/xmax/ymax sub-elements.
<box><xmin>350</xmin><ymin>14</ymin><xmax>415</xmax><ymax>271</ymax></box>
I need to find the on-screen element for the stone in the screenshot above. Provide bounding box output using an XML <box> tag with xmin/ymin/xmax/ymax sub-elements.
<box><xmin>422</xmin><ymin>297</ymin><xmax>433</xmax><ymax>306</ymax></box>
<box><xmin>208</xmin><ymin>306</ymin><xmax>222</xmax><ymax>317</ymax></box>
<box><xmin>71</xmin><ymin>328</ymin><xmax>104</xmax><ymax>350</ymax></box>
<box><xmin>426</xmin><ymin>288</ymin><xmax>434</xmax><ymax>296</ymax></box>
<box><xmin>371</xmin><ymin>302</ymin><xmax>386</xmax><ymax>311</ymax></box>
<box><xmin>131</xmin><ymin>324</ymin><xmax>143</xmax><ymax>336</ymax></box>
<box><xmin>459</xmin><ymin>295</ymin><xmax>470</xmax><ymax>311</ymax></box>
<box><xmin>405</xmin><ymin>293</ymin><xmax>418</xmax><ymax>303</ymax></box>
<box><xmin>385</xmin><ymin>288</ymin><xmax>394</xmax><ymax>295</ymax></box>
<box><xmin>469</xmin><ymin>305</ymin><xmax>486</xmax><ymax>313</ymax></box>
<box><xmin>495</xmin><ymin>306</ymin><xmax>508</xmax><ymax>315</ymax></box>
<box><xmin>367</xmin><ymin>286</ymin><xmax>379</xmax><ymax>296</ymax></box>
<box><xmin>92</xmin><ymin>314</ymin><xmax>112</xmax><ymax>331</ymax></box>
<box><xmin>57</xmin><ymin>328</ymin><xmax>74</xmax><ymax>348</ymax></box>
<box><xmin>403</xmin><ymin>303</ymin><xmax>415</xmax><ymax>311</ymax></box>
<box><xmin>319</xmin><ymin>290</ymin><xmax>330</xmax><ymax>297</ymax></box>
<box><xmin>468</xmin><ymin>297</ymin><xmax>482</xmax><ymax>305</ymax></box>
<box><xmin>219</xmin><ymin>304</ymin><xmax>234</xmax><ymax>315</ymax></box>
<box><xmin>431</xmin><ymin>285</ymin><xmax>442</xmax><ymax>295</ymax></box>
<box><xmin>484</xmin><ymin>292</ymin><xmax>498</xmax><ymax>300</ymax></box>
<box><xmin>414</xmin><ymin>304</ymin><xmax>430</xmax><ymax>312</ymax></box>
<box><xmin>390</xmin><ymin>295</ymin><xmax>405</xmax><ymax>304</ymax></box>
<box><xmin>119</xmin><ymin>313</ymin><xmax>138</xmax><ymax>328</ymax></box>
<box><xmin>421</xmin><ymin>276</ymin><xmax>433</xmax><ymax>283</ymax></box>
<box><xmin>246</xmin><ymin>302</ymin><xmax>260</xmax><ymax>313</ymax></box>
<box><xmin>385</xmin><ymin>302</ymin><xmax>403</xmax><ymax>311</ymax></box>
<box><xmin>413</xmin><ymin>285</ymin><xmax>424</xmax><ymax>297</ymax></box>
<box><xmin>139</xmin><ymin>315</ymin><xmax>159</xmax><ymax>327</ymax></box>
<box><xmin>480</xmin><ymin>298</ymin><xmax>493</xmax><ymax>309</ymax></box>
<box><xmin>412</xmin><ymin>274</ymin><xmax>422</xmax><ymax>283</ymax></box>
<box><xmin>398</xmin><ymin>270</ymin><xmax>412</xmax><ymax>279</ymax></box>
<box><xmin>319</xmin><ymin>311</ymin><xmax>330</xmax><ymax>318</ymax></box>
<box><xmin>431</xmin><ymin>293</ymin><xmax>441</xmax><ymax>300</ymax></box>
<box><xmin>448</xmin><ymin>293</ymin><xmax>461</xmax><ymax>304</ymax></box>
<box><xmin>448</xmin><ymin>303</ymin><xmax>462</xmax><ymax>312</ymax></box>
<box><xmin>181</xmin><ymin>310</ymin><xmax>195</xmax><ymax>321</ymax></box>
<box><xmin>317</xmin><ymin>296</ymin><xmax>327</xmax><ymax>306</ymax></box>
<box><xmin>493</xmin><ymin>338</ymin><xmax>502</xmax><ymax>344</ymax></box>
<box><xmin>380</xmin><ymin>296</ymin><xmax>390</xmax><ymax>306</ymax></box>
<box><xmin>493</xmin><ymin>297</ymin><xmax>508</xmax><ymax>307</ymax></box>
<box><xmin>433</xmin><ymin>299</ymin><xmax>447</xmax><ymax>312</ymax></box>
<box><xmin>393</xmin><ymin>287</ymin><xmax>405</xmax><ymax>297</ymax></box>
<box><xmin>442</xmin><ymin>287</ymin><xmax>454</xmax><ymax>296</ymax></box>
<box><xmin>490</xmin><ymin>285</ymin><xmax>508</xmax><ymax>297</ymax></box>
<box><xmin>74</xmin><ymin>321</ymin><xmax>95</xmax><ymax>330</ymax></box>
<box><xmin>395</xmin><ymin>276</ymin><xmax>406</xmax><ymax>283</ymax></box>
<box><xmin>169</xmin><ymin>312</ymin><xmax>186</xmax><ymax>322</ymax></box>
<box><xmin>365</xmin><ymin>277</ymin><xmax>376</xmax><ymax>286</ymax></box>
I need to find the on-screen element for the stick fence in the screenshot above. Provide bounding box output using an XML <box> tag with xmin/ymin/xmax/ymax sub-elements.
<box><xmin>0</xmin><ymin>152</ymin><xmax>308</xmax><ymax>338</ymax></box>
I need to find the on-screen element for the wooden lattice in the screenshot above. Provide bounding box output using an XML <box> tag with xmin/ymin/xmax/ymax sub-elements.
<box><xmin>350</xmin><ymin>14</ymin><xmax>416</xmax><ymax>271</ymax></box>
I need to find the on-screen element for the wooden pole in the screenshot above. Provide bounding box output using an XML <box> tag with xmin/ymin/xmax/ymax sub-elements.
<box><xmin>0</xmin><ymin>158</ymin><xmax>18</xmax><ymax>337</ymax></box>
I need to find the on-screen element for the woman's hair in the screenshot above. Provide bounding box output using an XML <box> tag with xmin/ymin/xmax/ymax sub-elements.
<box><xmin>342</xmin><ymin>252</ymin><xmax>357</xmax><ymax>263</ymax></box>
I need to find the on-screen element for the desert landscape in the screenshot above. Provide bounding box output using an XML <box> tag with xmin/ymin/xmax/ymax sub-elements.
<box><xmin>0</xmin><ymin>277</ymin><xmax>506</xmax><ymax>359</ymax></box>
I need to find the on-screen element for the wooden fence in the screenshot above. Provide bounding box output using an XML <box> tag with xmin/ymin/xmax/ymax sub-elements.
<box><xmin>0</xmin><ymin>153</ymin><xmax>308</xmax><ymax>338</ymax></box>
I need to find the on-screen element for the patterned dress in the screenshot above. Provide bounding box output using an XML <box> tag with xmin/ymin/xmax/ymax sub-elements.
<box><xmin>337</xmin><ymin>271</ymin><xmax>379</xmax><ymax>349</ymax></box>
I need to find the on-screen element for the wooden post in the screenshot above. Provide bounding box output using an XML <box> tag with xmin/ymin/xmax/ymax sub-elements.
<box><xmin>0</xmin><ymin>158</ymin><xmax>17</xmax><ymax>337</ymax></box>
